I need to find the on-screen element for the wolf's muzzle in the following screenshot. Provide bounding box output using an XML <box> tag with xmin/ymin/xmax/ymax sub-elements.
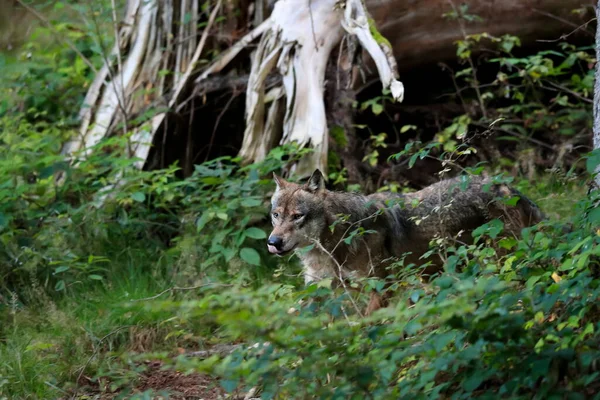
<box><xmin>267</xmin><ymin>235</ymin><xmax>284</xmax><ymax>254</ymax></box>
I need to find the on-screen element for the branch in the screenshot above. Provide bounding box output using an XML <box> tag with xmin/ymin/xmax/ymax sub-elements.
<box><xmin>76</xmin><ymin>325</ymin><xmax>134</xmax><ymax>389</ymax></box>
<box><xmin>186</xmin><ymin>343</ymin><xmax>243</xmax><ymax>358</ymax></box>
<box><xmin>15</xmin><ymin>0</ymin><xmax>98</xmax><ymax>74</ymax></box>
<box><xmin>130</xmin><ymin>282</ymin><xmax>233</xmax><ymax>302</ymax></box>
<box><xmin>341</xmin><ymin>0</ymin><xmax>404</xmax><ymax>102</ymax></box>
<box><xmin>536</xmin><ymin>17</ymin><xmax>596</xmax><ymax>43</ymax></box>
<box><xmin>470</xmin><ymin>122</ymin><xmax>555</xmax><ymax>151</ymax></box>
<box><xmin>592</xmin><ymin>1</ymin><xmax>600</xmax><ymax>190</ymax></box>
<box><xmin>532</xmin><ymin>8</ymin><xmax>595</xmax><ymax>38</ymax></box>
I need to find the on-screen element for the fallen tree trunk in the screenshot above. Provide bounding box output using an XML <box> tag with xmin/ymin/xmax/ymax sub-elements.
<box><xmin>368</xmin><ymin>0</ymin><xmax>594</xmax><ymax>73</ymax></box>
<box><xmin>63</xmin><ymin>0</ymin><xmax>592</xmax><ymax>186</ymax></box>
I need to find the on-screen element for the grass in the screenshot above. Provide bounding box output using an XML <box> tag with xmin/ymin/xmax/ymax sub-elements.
<box><xmin>0</xmin><ymin>252</ymin><xmax>176</xmax><ymax>399</ymax></box>
<box><xmin>514</xmin><ymin>171</ymin><xmax>588</xmax><ymax>220</ymax></box>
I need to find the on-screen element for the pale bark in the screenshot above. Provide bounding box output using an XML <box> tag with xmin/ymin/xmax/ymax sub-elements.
<box><xmin>594</xmin><ymin>1</ymin><xmax>600</xmax><ymax>189</ymax></box>
<box><xmin>62</xmin><ymin>0</ymin><xmax>206</xmax><ymax>168</ymax></box>
<box><xmin>240</xmin><ymin>0</ymin><xmax>404</xmax><ymax>178</ymax></box>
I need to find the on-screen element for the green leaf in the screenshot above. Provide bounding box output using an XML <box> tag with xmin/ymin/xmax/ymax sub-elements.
<box><xmin>240</xmin><ymin>247</ymin><xmax>261</xmax><ymax>266</ymax></box>
<box><xmin>498</xmin><ymin>237</ymin><xmax>517</xmax><ymax>250</ymax></box>
<box><xmin>220</xmin><ymin>379</ymin><xmax>238</xmax><ymax>393</ymax></box>
<box><xmin>502</xmin><ymin>195</ymin><xmax>520</xmax><ymax>207</ymax></box>
<box><xmin>586</xmin><ymin>207</ymin><xmax>600</xmax><ymax>225</ymax></box>
<box><xmin>371</xmin><ymin>103</ymin><xmax>384</xmax><ymax>115</ymax></box>
<box><xmin>196</xmin><ymin>211</ymin><xmax>213</xmax><ymax>232</ymax></box>
<box><xmin>404</xmin><ymin>320</ymin><xmax>422</xmax><ymax>336</ymax></box>
<box><xmin>89</xmin><ymin>274</ymin><xmax>103</xmax><ymax>280</ymax></box>
<box><xmin>222</xmin><ymin>248</ymin><xmax>236</xmax><ymax>262</ymax></box>
<box><xmin>409</xmin><ymin>153</ymin><xmax>419</xmax><ymax>168</ymax></box>
<box><xmin>410</xmin><ymin>291</ymin><xmax>420</xmax><ymax>303</ymax></box>
<box><xmin>131</xmin><ymin>192</ymin><xmax>146</xmax><ymax>202</ymax></box>
<box><xmin>317</xmin><ymin>278</ymin><xmax>333</xmax><ymax>288</ymax></box>
<box><xmin>240</xmin><ymin>198</ymin><xmax>262</xmax><ymax>207</ymax></box>
<box><xmin>54</xmin><ymin>266</ymin><xmax>70</xmax><ymax>274</ymax></box>
<box><xmin>462</xmin><ymin>373</ymin><xmax>484</xmax><ymax>392</ymax></box>
<box><xmin>400</xmin><ymin>125</ymin><xmax>417</xmax><ymax>133</ymax></box>
<box><xmin>26</xmin><ymin>342</ymin><xmax>55</xmax><ymax>352</ymax></box>
<box><xmin>244</xmin><ymin>227</ymin><xmax>267</xmax><ymax>239</ymax></box>
<box><xmin>587</xmin><ymin>149</ymin><xmax>600</xmax><ymax>174</ymax></box>
<box><xmin>55</xmin><ymin>280</ymin><xmax>65</xmax><ymax>291</ymax></box>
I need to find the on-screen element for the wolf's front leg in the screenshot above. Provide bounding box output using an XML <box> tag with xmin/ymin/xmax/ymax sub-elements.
<box><xmin>365</xmin><ymin>292</ymin><xmax>385</xmax><ymax>315</ymax></box>
<box><xmin>304</xmin><ymin>267</ymin><xmax>319</xmax><ymax>285</ymax></box>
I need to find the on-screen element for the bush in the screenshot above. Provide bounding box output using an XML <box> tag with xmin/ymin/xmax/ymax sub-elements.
<box><xmin>121</xmin><ymin>184</ymin><xmax>600</xmax><ymax>399</ymax></box>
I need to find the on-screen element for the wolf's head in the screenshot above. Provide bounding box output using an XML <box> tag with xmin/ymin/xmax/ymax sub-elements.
<box><xmin>267</xmin><ymin>169</ymin><xmax>328</xmax><ymax>255</ymax></box>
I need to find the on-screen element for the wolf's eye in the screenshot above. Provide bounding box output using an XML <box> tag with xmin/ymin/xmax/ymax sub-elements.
<box><xmin>293</xmin><ymin>213</ymin><xmax>304</xmax><ymax>220</ymax></box>
<box><xmin>272</xmin><ymin>212</ymin><xmax>279</xmax><ymax>218</ymax></box>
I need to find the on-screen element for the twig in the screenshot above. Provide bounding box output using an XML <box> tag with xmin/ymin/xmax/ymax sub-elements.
<box><xmin>470</xmin><ymin>121</ymin><xmax>555</xmax><ymax>151</ymax></box>
<box><xmin>186</xmin><ymin>343</ymin><xmax>243</xmax><ymax>358</ymax></box>
<box><xmin>194</xmin><ymin>5</ymin><xmax>270</xmax><ymax>87</ymax></box>
<box><xmin>541</xmin><ymin>80</ymin><xmax>593</xmax><ymax>104</ymax></box>
<box><xmin>169</xmin><ymin>0</ymin><xmax>222</xmax><ymax>115</ymax></box>
<box><xmin>308</xmin><ymin>0</ymin><xmax>319</xmax><ymax>51</ymax></box>
<box><xmin>537</xmin><ymin>17</ymin><xmax>596</xmax><ymax>42</ymax></box>
<box><xmin>438</xmin><ymin>62</ymin><xmax>469</xmax><ymax>115</ymax></box>
<box><xmin>330</xmin><ymin>210</ymin><xmax>384</xmax><ymax>256</ymax></box>
<box><xmin>180</xmin><ymin>74</ymin><xmax>265</xmax><ymax>112</ymax></box>
<box><xmin>188</xmin><ymin>0</ymin><xmax>223</xmax><ymax>79</ymax></box>
<box><xmin>131</xmin><ymin>282</ymin><xmax>233</xmax><ymax>302</ymax></box>
<box><xmin>446</xmin><ymin>0</ymin><xmax>488</xmax><ymax>119</ymax></box>
<box><xmin>14</xmin><ymin>0</ymin><xmax>98</xmax><ymax>74</ymax></box>
<box><xmin>110</xmin><ymin>0</ymin><xmax>125</xmax><ymax>112</ymax></box>
<box><xmin>532</xmin><ymin>8</ymin><xmax>595</xmax><ymax>38</ymax></box>
<box><xmin>309</xmin><ymin>239</ymin><xmax>364</xmax><ymax>318</ymax></box>
<box><xmin>204</xmin><ymin>89</ymin><xmax>240</xmax><ymax>161</ymax></box>
<box><xmin>75</xmin><ymin>325</ymin><xmax>134</xmax><ymax>395</ymax></box>
<box><xmin>86</xmin><ymin>0</ymin><xmax>130</xmax><ymax>137</ymax></box>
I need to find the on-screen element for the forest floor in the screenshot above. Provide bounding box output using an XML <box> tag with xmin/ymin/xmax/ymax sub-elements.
<box><xmin>86</xmin><ymin>361</ymin><xmax>227</xmax><ymax>399</ymax></box>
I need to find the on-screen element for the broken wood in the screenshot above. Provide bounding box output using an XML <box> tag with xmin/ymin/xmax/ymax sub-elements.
<box><xmin>64</xmin><ymin>0</ymin><xmax>591</xmax><ymax>187</ymax></box>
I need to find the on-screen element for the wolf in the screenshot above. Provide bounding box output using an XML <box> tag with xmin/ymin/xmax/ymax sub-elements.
<box><xmin>267</xmin><ymin>169</ymin><xmax>544</xmax><ymax>313</ymax></box>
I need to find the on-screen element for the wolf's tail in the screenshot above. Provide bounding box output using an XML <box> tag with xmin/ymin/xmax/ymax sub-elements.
<box><xmin>511</xmin><ymin>187</ymin><xmax>546</xmax><ymax>226</ymax></box>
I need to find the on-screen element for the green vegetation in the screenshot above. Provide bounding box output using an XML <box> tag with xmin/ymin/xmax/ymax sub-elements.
<box><xmin>0</xmin><ymin>1</ymin><xmax>599</xmax><ymax>399</ymax></box>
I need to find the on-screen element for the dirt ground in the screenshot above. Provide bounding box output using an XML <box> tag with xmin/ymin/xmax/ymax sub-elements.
<box><xmin>75</xmin><ymin>360</ymin><xmax>232</xmax><ymax>400</ymax></box>
<box><xmin>134</xmin><ymin>361</ymin><xmax>227</xmax><ymax>399</ymax></box>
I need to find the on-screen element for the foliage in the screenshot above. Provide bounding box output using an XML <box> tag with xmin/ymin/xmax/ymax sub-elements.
<box><xmin>366</xmin><ymin>5</ymin><xmax>595</xmax><ymax>182</ymax></box>
<box><xmin>0</xmin><ymin>0</ymin><xmax>121</xmax><ymax>124</ymax></box>
<box><xmin>1</xmin><ymin>1</ymin><xmax>599</xmax><ymax>399</ymax></box>
<box><xmin>108</xmin><ymin>176</ymin><xmax>596</xmax><ymax>399</ymax></box>
<box><xmin>0</xmin><ymin>119</ymin><xmax>306</xmax><ymax>396</ymax></box>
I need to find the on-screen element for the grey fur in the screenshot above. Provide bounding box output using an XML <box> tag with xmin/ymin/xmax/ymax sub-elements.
<box><xmin>268</xmin><ymin>171</ymin><xmax>544</xmax><ymax>286</ymax></box>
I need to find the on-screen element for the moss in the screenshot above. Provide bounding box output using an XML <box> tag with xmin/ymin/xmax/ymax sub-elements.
<box><xmin>328</xmin><ymin>150</ymin><xmax>342</xmax><ymax>171</ymax></box>
<box><xmin>368</xmin><ymin>17</ymin><xmax>393</xmax><ymax>50</ymax></box>
<box><xmin>330</xmin><ymin>125</ymin><xmax>348</xmax><ymax>148</ymax></box>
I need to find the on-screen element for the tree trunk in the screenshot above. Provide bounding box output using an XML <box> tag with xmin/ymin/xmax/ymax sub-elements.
<box><xmin>593</xmin><ymin>0</ymin><xmax>600</xmax><ymax>190</ymax></box>
<box><xmin>63</xmin><ymin>0</ymin><xmax>592</xmax><ymax>187</ymax></box>
<box><xmin>369</xmin><ymin>0</ymin><xmax>593</xmax><ymax>73</ymax></box>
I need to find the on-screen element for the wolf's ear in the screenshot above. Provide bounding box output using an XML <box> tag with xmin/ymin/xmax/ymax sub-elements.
<box><xmin>306</xmin><ymin>169</ymin><xmax>325</xmax><ymax>192</ymax></box>
<box><xmin>273</xmin><ymin>173</ymin><xmax>287</xmax><ymax>190</ymax></box>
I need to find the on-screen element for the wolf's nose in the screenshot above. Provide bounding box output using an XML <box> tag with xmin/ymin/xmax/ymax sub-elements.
<box><xmin>267</xmin><ymin>236</ymin><xmax>283</xmax><ymax>251</ymax></box>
